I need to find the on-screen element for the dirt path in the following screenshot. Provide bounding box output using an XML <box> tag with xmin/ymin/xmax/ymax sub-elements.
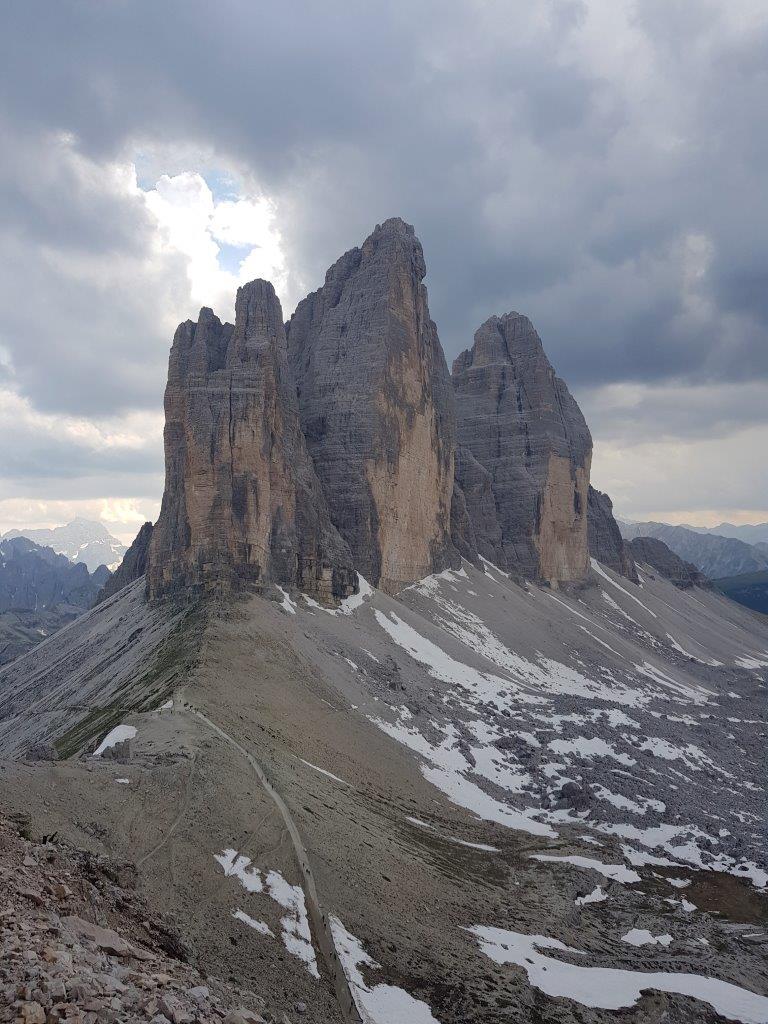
<box><xmin>179</xmin><ymin>700</ymin><xmax>363</xmax><ymax>1024</ymax></box>
<box><xmin>136</xmin><ymin>752</ymin><xmax>197</xmax><ymax>870</ymax></box>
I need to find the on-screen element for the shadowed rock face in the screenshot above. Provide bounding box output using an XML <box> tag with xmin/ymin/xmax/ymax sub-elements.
<box><xmin>587</xmin><ymin>487</ymin><xmax>638</xmax><ymax>581</ymax></box>
<box><xmin>452</xmin><ymin>313</ymin><xmax>592</xmax><ymax>585</ymax></box>
<box><xmin>146</xmin><ymin>280</ymin><xmax>356</xmax><ymax>603</ymax></box>
<box><xmin>96</xmin><ymin>522</ymin><xmax>154</xmax><ymax>604</ymax></box>
<box><xmin>287</xmin><ymin>217</ymin><xmax>458</xmax><ymax>593</ymax></box>
<box><xmin>629</xmin><ymin>536</ymin><xmax>710</xmax><ymax>589</ymax></box>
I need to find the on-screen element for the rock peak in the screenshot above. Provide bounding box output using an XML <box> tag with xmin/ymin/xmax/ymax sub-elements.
<box><xmin>146</xmin><ymin>281</ymin><xmax>355</xmax><ymax>602</ymax></box>
<box><xmin>452</xmin><ymin>311</ymin><xmax>592</xmax><ymax>585</ymax></box>
<box><xmin>287</xmin><ymin>220</ymin><xmax>458</xmax><ymax>592</ymax></box>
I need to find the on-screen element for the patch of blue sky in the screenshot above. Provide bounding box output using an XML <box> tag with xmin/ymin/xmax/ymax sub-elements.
<box><xmin>217</xmin><ymin>242</ymin><xmax>253</xmax><ymax>274</ymax></box>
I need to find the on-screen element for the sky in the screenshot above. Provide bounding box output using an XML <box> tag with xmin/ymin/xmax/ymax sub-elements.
<box><xmin>1</xmin><ymin>0</ymin><xmax>767</xmax><ymax>544</ymax></box>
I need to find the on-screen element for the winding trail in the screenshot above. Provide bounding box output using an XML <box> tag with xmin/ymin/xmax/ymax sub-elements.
<box><xmin>180</xmin><ymin>700</ymin><xmax>363</xmax><ymax>1024</ymax></box>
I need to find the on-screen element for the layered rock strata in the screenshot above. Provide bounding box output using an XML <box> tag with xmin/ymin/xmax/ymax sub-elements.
<box><xmin>587</xmin><ymin>487</ymin><xmax>638</xmax><ymax>581</ymax></box>
<box><xmin>629</xmin><ymin>536</ymin><xmax>710</xmax><ymax>589</ymax></box>
<box><xmin>146</xmin><ymin>281</ymin><xmax>356</xmax><ymax>603</ymax></box>
<box><xmin>287</xmin><ymin>218</ymin><xmax>458</xmax><ymax>593</ymax></box>
<box><xmin>452</xmin><ymin>313</ymin><xmax>592</xmax><ymax>585</ymax></box>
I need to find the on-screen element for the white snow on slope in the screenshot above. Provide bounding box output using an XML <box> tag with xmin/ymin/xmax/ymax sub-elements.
<box><xmin>530</xmin><ymin>854</ymin><xmax>640</xmax><ymax>884</ymax></box>
<box><xmin>736</xmin><ymin>655</ymin><xmax>768</xmax><ymax>671</ymax></box>
<box><xmin>93</xmin><ymin>724</ymin><xmax>137</xmax><ymax>756</ymax></box>
<box><xmin>548</xmin><ymin>736</ymin><xmax>636</xmax><ymax>766</ymax></box>
<box><xmin>213</xmin><ymin>851</ymin><xmax>319</xmax><ymax>977</ymax></box>
<box><xmin>303</xmin><ymin>574</ymin><xmax>374</xmax><ymax>617</ymax></box>
<box><xmin>214</xmin><ymin>849</ymin><xmax>263</xmax><ymax>892</ymax></box>
<box><xmin>276</xmin><ymin>586</ymin><xmax>297</xmax><ymax>614</ymax></box>
<box><xmin>468</xmin><ymin>926</ymin><xmax>768</xmax><ymax>1022</ymax></box>
<box><xmin>233</xmin><ymin>909</ymin><xmax>274</xmax><ymax>936</ymax></box>
<box><xmin>265</xmin><ymin>869</ymin><xmax>319</xmax><ymax>979</ymax></box>
<box><xmin>299</xmin><ymin>758</ymin><xmax>350</xmax><ymax>786</ymax></box>
<box><xmin>339</xmin><ymin>574</ymin><xmax>375</xmax><ymax>615</ymax></box>
<box><xmin>575</xmin><ymin>886</ymin><xmax>607</xmax><ymax>905</ymax></box>
<box><xmin>622</xmin><ymin>928</ymin><xmax>672</xmax><ymax>947</ymax></box>
<box><xmin>591</xmin><ymin>559</ymin><xmax>658</xmax><ymax>618</ymax></box>
<box><xmin>666</xmin><ymin>633</ymin><xmax>722</xmax><ymax>666</ymax></box>
<box><xmin>330</xmin><ymin>915</ymin><xmax>442</xmax><ymax>1024</ymax></box>
<box><xmin>373</xmin><ymin>609</ymin><xmax>535</xmax><ymax>705</ymax></box>
<box><xmin>406</xmin><ymin>816</ymin><xmax>500</xmax><ymax>852</ymax></box>
<box><xmin>375</xmin><ymin>718</ymin><xmax>554</xmax><ymax>837</ymax></box>
<box><xmin>365</xmin><ymin>561</ymin><xmax>765</xmax><ymax>887</ymax></box>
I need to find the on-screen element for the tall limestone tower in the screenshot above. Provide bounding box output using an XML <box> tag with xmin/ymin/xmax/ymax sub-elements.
<box><xmin>146</xmin><ymin>280</ymin><xmax>356</xmax><ymax>602</ymax></box>
<box><xmin>287</xmin><ymin>218</ymin><xmax>459</xmax><ymax>593</ymax></box>
<box><xmin>452</xmin><ymin>312</ymin><xmax>592</xmax><ymax>586</ymax></box>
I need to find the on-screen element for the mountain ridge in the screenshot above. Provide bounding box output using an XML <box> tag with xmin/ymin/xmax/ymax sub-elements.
<box><xmin>618</xmin><ymin>519</ymin><xmax>768</xmax><ymax>578</ymax></box>
<box><xmin>1</xmin><ymin>518</ymin><xmax>127</xmax><ymax>572</ymax></box>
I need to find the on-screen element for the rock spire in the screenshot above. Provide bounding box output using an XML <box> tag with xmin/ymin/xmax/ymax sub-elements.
<box><xmin>452</xmin><ymin>312</ymin><xmax>592</xmax><ymax>585</ymax></box>
<box><xmin>286</xmin><ymin>217</ymin><xmax>459</xmax><ymax>593</ymax></box>
<box><xmin>146</xmin><ymin>280</ymin><xmax>356</xmax><ymax>602</ymax></box>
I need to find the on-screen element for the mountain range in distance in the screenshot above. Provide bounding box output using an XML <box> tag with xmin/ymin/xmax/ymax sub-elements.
<box><xmin>1</xmin><ymin>517</ymin><xmax>127</xmax><ymax>573</ymax></box>
<box><xmin>0</xmin><ymin>536</ymin><xmax>110</xmax><ymax>666</ymax></box>
<box><xmin>618</xmin><ymin>518</ymin><xmax>768</xmax><ymax>580</ymax></box>
<box><xmin>677</xmin><ymin>521</ymin><xmax>768</xmax><ymax>545</ymax></box>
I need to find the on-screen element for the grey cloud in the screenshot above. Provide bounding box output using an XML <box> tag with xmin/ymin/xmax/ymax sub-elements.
<box><xmin>3</xmin><ymin>1</ymin><xmax>767</xmax><ymax>381</ymax></box>
<box><xmin>1</xmin><ymin>0</ymin><xmax>768</xmax><ymax>517</ymax></box>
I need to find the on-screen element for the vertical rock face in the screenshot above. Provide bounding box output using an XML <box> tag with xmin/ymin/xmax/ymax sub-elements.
<box><xmin>286</xmin><ymin>218</ymin><xmax>458</xmax><ymax>593</ymax></box>
<box><xmin>146</xmin><ymin>280</ymin><xmax>356</xmax><ymax>602</ymax></box>
<box><xmin>96</xmin><ymin>522</ymin><xmax>154</xmax><ymax>604</ymax></box>
<box><xmin>452</xmin><ymin>313</ymin><xmax>592</xmax><ymax>585</ymax></box>
<box><xmin>587</xmin><ymin>487</ymin><xmax>638</xmax><ymax>581</ymax></box>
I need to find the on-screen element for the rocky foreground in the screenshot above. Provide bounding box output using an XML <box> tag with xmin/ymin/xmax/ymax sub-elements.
<box><xmin>0</xmin><ymin>814</ymin><xmax>304</xmax><ymax>1024</ymax></box>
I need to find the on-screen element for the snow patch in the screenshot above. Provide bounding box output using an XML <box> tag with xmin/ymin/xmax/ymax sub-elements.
<box><xmin>330</xmin><ymin>915</ymin><xmax>442</xmax><ymax>1024</ymax></box>
<box><xmin>622</xmin><ymin>929</ymin><xmax>672</xmax><ymax>947</ymax></box>
<box><xmin>93</xmin><ymin>724</ymin><xmax>137</xmax><ymax>756</ymax></box>
<box><xmin>575</xmin><ymin>886</ymin><xmax>608</xmax><ymax>906</ymax></box>
<box><xmin>530</xmin><ymin>854</ymin><xmax>640</xmax><ymax>884</ymax></box>
<box><xmin>276</xmin><ymin>586</ymin><xmax>297</xmax><ymax>615</ymax></box>
<box><xmin>233</xmin><ymin>910</ymin><xmax>274</xmax><ymax>937</ymax></box>
<box><xmin>299</xmin><ymin>758</ymin><xmax>350</xmax><ymax>786</ymax></box>
<box><xmin>468</xmin><ymin>926</ymin><xmax>768</xmax><ymax>1022</ymax></box>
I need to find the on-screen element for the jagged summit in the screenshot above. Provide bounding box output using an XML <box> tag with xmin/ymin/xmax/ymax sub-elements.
<box><xmin>146</xmin><ymin>279</ymin><xmax>356</xmax><ymax>603</ymax></box>
<box><xmin>287</xmin><ymin>217</ymin><xmax>458</xmax><ymax>593</ymax></box>
<box><xmin>452</xmin><ymin>311</ymin><xmax>592</xmax><ymax>585</ymax></box>
<box><xmin>131</xmin><ymin>223</ymin><xmax>636</xmax><ymax>602</ymax></box>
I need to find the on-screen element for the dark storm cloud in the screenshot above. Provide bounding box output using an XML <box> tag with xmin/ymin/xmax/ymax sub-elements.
<box><xmin>1</xmin><ymin>0</ymin><xmax>768</xmax><ymax>518</ymax></box>
<box><xmin>4</xmin><ymin>0</ymin><xmax>768</xmax><ymax>381</ymax></box>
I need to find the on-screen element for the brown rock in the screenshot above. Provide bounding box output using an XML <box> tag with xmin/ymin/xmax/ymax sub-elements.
<box><xmin>146</xmin><ymin>282</ymin><xmax>356</xmax><ymax>604</ymax></box>
<box><xmin>287</xmin><ymin>218</ymin><xmax>460</xmax><ymax>592</ymax></box>
<box><xmin>19</xmin><ymin>1003</ymin><xmax>46</xmax><ymax>1024</ymax></box>
<box><xmin>61</xmin><ymin>917</ymin><xmax>135</xmax><ymax>958</ymax></box>
<box><xmin>223</xmin><ymin>1010</ymin><xmax>266</xmax><ymax>1024</ymax></box>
